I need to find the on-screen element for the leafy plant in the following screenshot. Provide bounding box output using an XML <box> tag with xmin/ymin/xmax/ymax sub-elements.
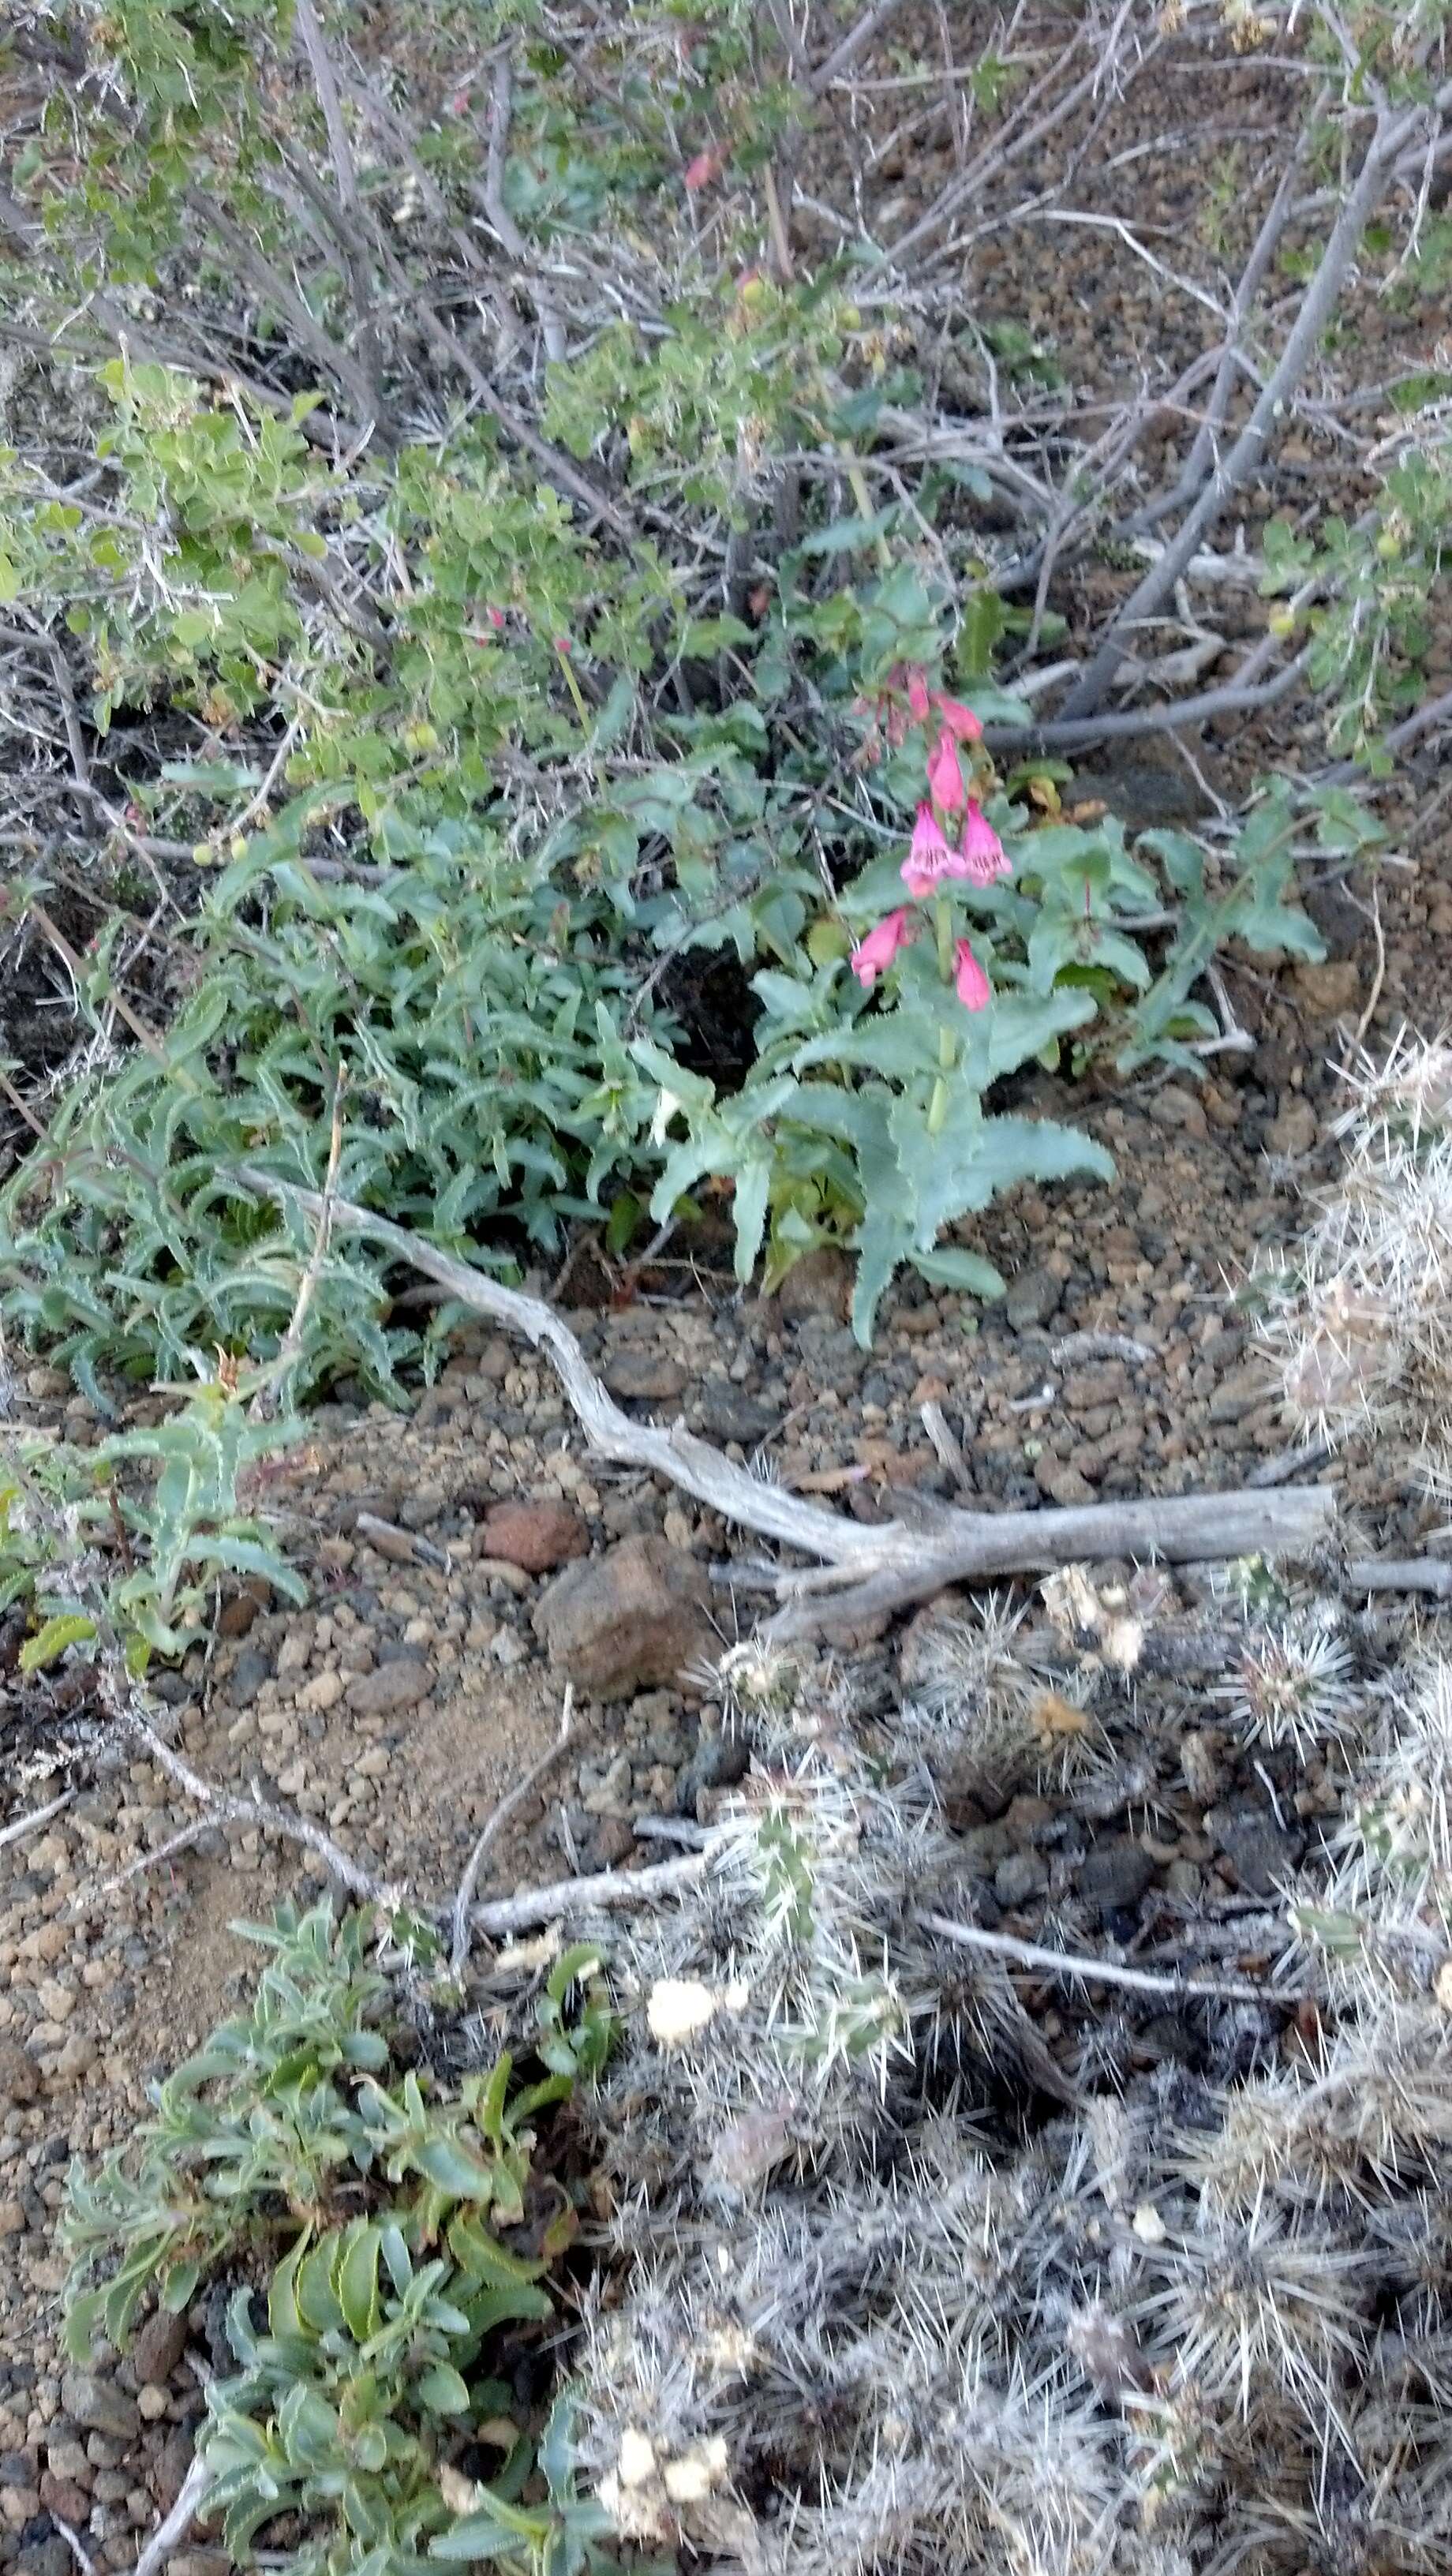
<box><xmin>0</xmin><ymin>1359</ymin><xmax>305</xmax><ymax>1672</ymax></box>
<box><xmin>62</xmin><ymin>1903</ymin><xmax>631</xmax><ymax>2576</ymax></box>
<box><xmin>0</xmin><ymin>0</ymin><xmax>1334</xmax><ymax>1384</ymax></box>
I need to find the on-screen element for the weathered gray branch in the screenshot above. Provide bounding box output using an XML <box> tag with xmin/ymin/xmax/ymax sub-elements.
<box><xmin>1059</xmin><ymin>89</ymin><xmax>1448</xmax><ymax>719</ymax></box>
<box><xmin>234</xmin><ymin>1167</ymin><xmax>1338</xmax><ymax>1638</ymax></box>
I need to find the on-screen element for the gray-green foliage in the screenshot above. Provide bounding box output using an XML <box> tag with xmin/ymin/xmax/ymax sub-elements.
<box><xmin>0</xmin><ymin>2</ymin><xmax>1341</xmax><ymax>1383</ymax></box>
<box><xmin>0</xmin><ymin>1362</ymin><xmax>305</xmax><ymax>1672</ymax></box>
<box><xmin>63</xmin><ymin>1904</ymin><xmax>627</xmax><ymax>2576</ymax></box>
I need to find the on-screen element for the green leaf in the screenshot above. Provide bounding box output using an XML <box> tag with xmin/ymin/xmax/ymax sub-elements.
<box><xmin>447</xmin><ymin>2213</ymin><xmax>546</xmax><ymax>2291</ymax></box>
<box><xmin>413</xmin><ymin>2136</ymin><xmax>500</xmax><ymax>2199</ymax></box>
<box><xmin>415</xmin><ymin>2362</ymin><xmax>472</xmax><ymax>2417</ymax></box>
<box><xmin>20</xmin><ymin>1612</ymin><xmax>96</xmax><ymax>1672</ymax></box>
<box><xmin>268</xmin><ymin>2233</ymin><xmax>311</xmax><ymax>2342</ymax></box>
<box><xmin>335</xmin><ymin>2222</ymin><xmax>381</xmax><ymax>2342</ymax></box>
<box><xmin>297</xmin><ymin>2233</ymin><xmax>346</xmax><ymax>2334</ymax></box>
<box><xmin>911</xmin><ymin>1246</ymin><xmax>1005</xmax><ymax>1299</ymax></box>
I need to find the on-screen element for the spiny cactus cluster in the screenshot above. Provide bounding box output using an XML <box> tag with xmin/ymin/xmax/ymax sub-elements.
<box><xmin>574</xmin><ymin>1169</ymin><xmax>1452</xmax><ymax>2576</ymax></box>
<box><xmin>571</xmin><ymin>1602</ymin><xmax>1452</xmax><ymax>2576</ymax></box>
<box><xmin>1256</xmin><ymin>1032</ymin><xmax>1452</xmax><ymax>1496</ymax></box>
<box><xmin>567</xmin><ymin>1047</ymin><xmax>1452</xmax><ymax>2576</ymax></box>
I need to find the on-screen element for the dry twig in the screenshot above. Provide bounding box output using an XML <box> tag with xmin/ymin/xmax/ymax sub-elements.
<box><xmin>922</xmin><ymin>1911</ymin><xmax>1302</xmax><ymax>2010</ymax></box>
<box><xmin>451</xmin><ymin>1687</ymin><xmax>574</xmax><ymax>1978</ymax></box>
<box><xmin>234</xmin><ymin>1167</ymin><xmax>1337</xmax><ymax>1638</ymax></box>
<box><xmin>0</xmin><ymin>1788</ymin><xmax>74</xmax><ymax>1851</ymax></box>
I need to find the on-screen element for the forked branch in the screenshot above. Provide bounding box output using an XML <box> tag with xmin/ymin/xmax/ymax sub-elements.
<box><xmin>234</xmin><ymin>1166</ymin><xmax>1337</xmax><ymax>1637</ymax></box>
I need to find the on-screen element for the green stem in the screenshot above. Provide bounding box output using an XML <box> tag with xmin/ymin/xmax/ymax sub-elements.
<box><xmin>844</xmin><ymin>459</ymin><xmax>893</xmax><ymax>572</ymax></box>
<box><xmin>554</xmin><ymin>642</ymin><xmax>592</xmax><ymax>733</ymax></box>
<box><xmin>932</xmin><ymin>897</ymin><xmax>957</xmax><ymax>1103</ymax></box>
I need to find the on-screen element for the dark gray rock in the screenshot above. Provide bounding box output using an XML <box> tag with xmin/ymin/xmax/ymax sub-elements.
<box><xmin>1214</xmin><ymin>1807</ymin><xmax>1304</xmax><ymax>1896</ymax></box>
<box><xmin>697</xmin><ymin>1385</ymin><xmax>778</xmax><ymax>1447</ymax></box>
<box><xmin>58</xmin><ymin>2375</ymin><xmax>139</xmax><ymax>2445</ymax></box>
<box><xmin>1079</xmin><ymin>1839</ymin><xmax>1157</xmax><ymax>1915</ymax></box>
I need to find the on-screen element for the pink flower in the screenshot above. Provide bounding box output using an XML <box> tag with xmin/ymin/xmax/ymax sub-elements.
<box><xmin>850</xmin><ymin>907</ymin><xmax>915</xmax><ymax>989</ymax></box>
<box><xmin>960</xmin><ymin>800</ymin><xmax>1009</xmax><ymax>886</ymax></box>
<box><xmin>906</xmin><ymin>666</ymin><xmax>931</xmax><ymax>724</ymax></box>
<box><xmin>685</xmin><ymin>144</ymin><xmax>728</xmax><ymax>190</ymax></box>
<box><xmin>901</xmin><ymin>802</ymin><xmax>965</xmax><ymax>897</ymax></box>
<box><xmin>926</xmin><ymin>726</ymin><xmax>966</xmax><ymax>814</ymax></box>
<box><xmin>953</xmin><ymin>938</ymin><xmax>990</xmax><ymax>1013</ymax></box>
<box><xmin>934</xmin><ymin>691</ymin><xmax>982</xmax><ymax>743</ymax></box>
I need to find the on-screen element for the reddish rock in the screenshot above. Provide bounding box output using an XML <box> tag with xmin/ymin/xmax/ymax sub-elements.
<box><xmin>40</xmin><ymin>2474</ymin><xmax>92</xmax><ymax>2525</ymax></box>
<box><xmin>133</xmin><ymin>2305</ymin><xmax>189</xmax><ymax>2387</ymax></box>
<box><xmin>478</xmin><ymin>1500</ymin><xmax>589</xmax><ymax>1575</ymax></box>
<box><xmin>773</xmin><ymin>1247</ymin><xmax>851</xmax><ymax>1321</ymax></box>
<box><xmin>533</xmin><ymin>1536</ymin><xmax>715</xmax><ymax>1699</ymax></box>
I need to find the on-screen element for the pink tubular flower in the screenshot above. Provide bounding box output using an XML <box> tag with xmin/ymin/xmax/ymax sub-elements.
<box><xmin>926</xmin><ymin>725</ymin><xmax>966</xmax><ymax>814</ymax></box>
<box><xmin>934</xmin><ymin>691</ymin><xmax>982</xmax><ymax>743</ymax></box>
<box><xmin>901</xmin><ymin>802</ymin><xmax>965</xmax><ymax>897</ymax></box>
<box><xmin>906</xmin><ymin>666</ymin><xmax>931</xmax><ymax>724</ymax></box>
<box><xmin>953</xmin><ymin>938</ymin><xmax>991</xmax><ymax>1013</ymax></box>
<box><xmin>960</xmin><ymin>799</ymin><xmax>1009</xmax><ymax>886</ymax></box>
<box><xmin>850</xmin><ymin>907</ymin><xmax>915</xmax><ymax>989</ymax></box>
<box><xmin>685</xmin><ymin>144</ymin><xmax>728</xmax><ymax>190</ymax></box>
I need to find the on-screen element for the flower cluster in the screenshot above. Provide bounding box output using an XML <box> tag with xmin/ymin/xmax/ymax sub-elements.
<box><xmin>849</xmin><ymin>668</ymin><xmax>1009</xmax><ymax>1009</ymax></box>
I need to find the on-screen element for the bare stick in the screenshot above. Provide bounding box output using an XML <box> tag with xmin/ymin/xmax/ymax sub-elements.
<box><xmin>1341</xmin><ymin>881</ymin><xmax>1386</xmax><ymax>1069</ymax></box>
<box><xmin>990</xmin><ymin>646</ymin><xmax>1310</xmax><ymax>751</ymax></box>
<box><xmin>479</xmin><ymin>62</ymin><xmax>566</xmax><ymax>362</ymax></box>
<box><xmin>96</xmin><ymin>1814</ymin><xmax>224</xmax><ymax>1897</ymax></box>
<box><xmin>253</xmin><ymin>1069</ymin><xmax>346</xmax><ymax>1422</ymax></box>
<box><xmin>234</xmin><ymin>1166</ymin><xmax>1335</xmax><ymax>1636</ymax></box>
<box><xmin>0</xmin><ymin>1788</ymin><xmax>73</xmax><ymax>1851</ymax></box>
<box><xmin>1048</xmin><ymin>1331</ymin><xmax>1158</xmax><ymax>1368</ymax></box>
<box><xmin>470</xmin><ymin>1848</ymin><xmax>709</xmax><ymax>1940</ymax></box>
<box><xmin>293</xmin><ymin>0</ymin><xmax>359</xmax><ymax>215</ymax></box>
<box><xmin>1246</xmin><ymin>1436</ymin><xmax>1337</xmax><ymax>1491</ymax></box>
<box><xmin>451</xmin><ymin>1687</ymin><xmax>574</xmax><ymax>1979</ymax></box>
<box><xmin>118</xmin><ymin>1704</ymin><xmax>393</xmax><ymax>1905</ymax></box>
<box><xmin>355</xmin><ymin>1511</ymin><xmax>451</xmax><ymax>1571</ymax></box>
<box><xmin>759</xmin><ymin>1484</ymin><xmax>1335</xmax><ymax>1642</ymax></box>
<box><xmin>921</xmin><ymin>1912</ymin><xmax>1300</xmax><ymax>2010</ymax></box>
<box><xmin>134</xmin><ymin>2454</ymin><xmax>213</xmax><ymax>2576</ymax></box>
<box><xmin>51</xmin><ymin>2522</ymin><xmax>97</xmax><ymax>2576</ymax></box>
<box><xmin>811</xmin><ymin>0</ymin><xmax>908</xmax><ymax>91</ymax></box>
<box><xmin>920</xmin><ymin>1400</ymin><xmax>970</xmax><ymax>1488</ymax></box>
<box><xmin>1347</xmin><ymin>1556</ymin><xmax>1452</xmax><ymax>1602</ymax></box>
<box><xmin>28</xmin><ymin>897</ymin><xmax>169</xmax><ymax>1062</ymax></box>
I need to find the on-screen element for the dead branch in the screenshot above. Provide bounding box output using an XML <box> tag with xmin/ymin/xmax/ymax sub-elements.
<box><xmin>114</xmin><ymin>1702</ymin><xmax>395</xmax><ymax>1907</ymax></box>
<box><xmin>451</xmin><ymin>1687</ymin><xmax>574</xmax><ymax>1978</ymax></box>
<box><xmin>922</xmin><ymin>1911</ymin><xmax>1304</xmax><ymax>2010</ymax></box>
<box><xmin>476</xmin><ymin>60</ymin><xmax>567</xmax><ymax>363</ymax></box>
<box><xmin>470</xmin><ymin>1848</ymin><xmax>710</xmax><ymax>1938</ymax></box>
<box><xmin>1347</xmin><ymin>1556</ymin><xmax>1452</xmax><ymax>1601</ymax></box>
<box><xmin>1058</xmin><ymin>87</ymin><xmax>1451</xmax><ymax>719</ymax></box>
<box><xmin>233</xmin><ymin>1167</ymin><xmax>1337</xmax><ymax>1638</ymax></box>
<box><xmin>0</xmin><ymin>1788</ymin><xmax>74</xmax><ymax>1850</ymax></box>
<box><xmin>134</xmin><ymin>2455</ymin><xmax>212</xmax><ymax>2576</ymax></box>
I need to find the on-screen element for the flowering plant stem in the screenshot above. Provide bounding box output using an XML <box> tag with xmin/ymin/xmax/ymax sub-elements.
<box><xmin>928</xmin><ymin>894</ymin><xmax>957</xmax><ymax>1133</ymax></box>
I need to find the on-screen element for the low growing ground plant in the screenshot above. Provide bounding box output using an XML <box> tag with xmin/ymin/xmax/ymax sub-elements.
<box><xmin>0</xmin><ymin>1357</ymin><xmax>305</xmax><ymax>1673</ymax></box>
<box><xmin>62</xmin><ymin>1901</ymin><xmax>631</xmax><ymax>2576</ymax></box>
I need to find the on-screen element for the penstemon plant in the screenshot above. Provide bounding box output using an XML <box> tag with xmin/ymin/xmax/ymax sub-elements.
<box><xmin>0</xmin><ymin>1</ymin><xmax>1336</xmax><ymax>1387</ymax></box>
